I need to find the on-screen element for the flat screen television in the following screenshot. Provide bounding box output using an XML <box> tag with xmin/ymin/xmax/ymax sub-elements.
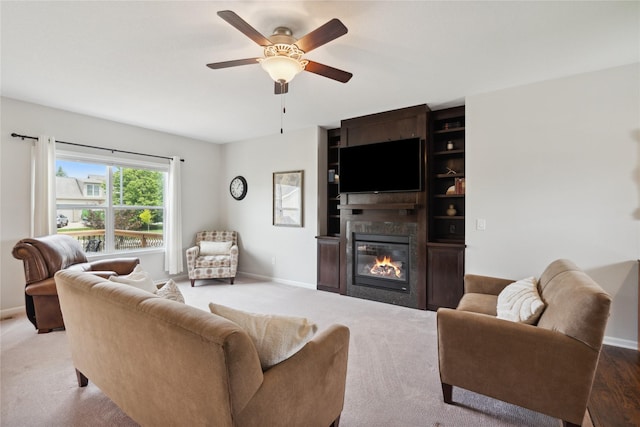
<box><xmin>339</xmin><ymin>137</ymin><xmax>424</xmax><ymax>193</ymax></box>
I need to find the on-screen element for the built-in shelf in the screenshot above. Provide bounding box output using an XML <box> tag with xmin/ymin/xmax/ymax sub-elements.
<box><xmin>428</xmin><ymin>241</ymin><xmax>467</xmax><ymax>247</ymax></box>
<box><xmin>434</xmin><ymin>126</ymin><xmax>465</xmax><ymax>134</ymax></box>
<box><xmin>433</xmin><ymin>149</ymin><xmax>465</xmax><ymax>156</ymax></box>
<box><xmin>338</xmin><ymin>203</ymin><xmax>419</xmax><ymax>211</ymax></box>
<box><xmin>436</xmin><ymin>173</ymin><xmax>465</xmax><ymax>179</ymax></box>
<box><xmin>427</xmin><ymin>106</ymin><xmax>466</xmax><ymax>310</ymax></box>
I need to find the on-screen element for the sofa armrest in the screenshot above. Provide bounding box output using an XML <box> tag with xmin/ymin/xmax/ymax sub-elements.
<box><xmin>185</xmin><ymin>246</ymin><xmax>199</xmax><ymax>271</ymax></box>
<box><xmin>12</xmin><ymin>242</ymin><xmax>50</xmax><ymax>283</ymax></box>
<box><xmin>437</xmin><ymin>308</ymin><xmax>598</xmax><ymax>423</ymax></box>
<box><xmin>229</xmin><ymin>244</ymin><xmax>239</xmax><ymax>275</ymax></box>
<box><xmin>25</xmin><ymin>277</ymin><xmax>57</xmax><ymax>296</ymax></box>
<box><xmin>464</xmin><ymin>274</ymin><xmax>514</xmax><ymax>295</ymax></box>
<box><xmin>89</xmin><ymin>258</ymin><xmax>139</xmax><ymax>276</ymax></box>
<box><xmin>236</xmin><ymin>324</ymin><xmax>350</xmax><ymax>427</ymax></box>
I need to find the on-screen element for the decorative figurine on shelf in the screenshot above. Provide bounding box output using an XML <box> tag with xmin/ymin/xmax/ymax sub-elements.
<box><xmin>446</xmin><ymin>204</ymin><xmax>457</xmax><ymax>216</ymax></box>
<box><xmin>446</xmin><ymin>141</ymin><xmax>454</xmax><ymax>150</ymax></box>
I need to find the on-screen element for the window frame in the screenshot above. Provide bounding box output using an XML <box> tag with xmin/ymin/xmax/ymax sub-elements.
<box><xmin>55</xmin><ymin>150</ymin><xmax>169</xmax><ymax>256</ymax></box>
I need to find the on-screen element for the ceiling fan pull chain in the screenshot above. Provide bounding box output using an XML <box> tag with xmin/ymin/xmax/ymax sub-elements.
<box><xmin>280</xmin><ymin>88</ymin><xmax>286</xmax><ymax>134</ymax></box>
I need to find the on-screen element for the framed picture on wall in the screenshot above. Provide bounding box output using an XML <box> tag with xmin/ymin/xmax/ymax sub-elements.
<box><xmin>273</xmin><ymin>170</ymin><xmax>303</xmax><ymax>227</ymax></box>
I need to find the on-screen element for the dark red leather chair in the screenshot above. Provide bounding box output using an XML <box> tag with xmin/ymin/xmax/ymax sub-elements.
<box><xmin>12</xmin><ymin>234</ymin><xmax>139</xmax><ymax>333</ymax></box>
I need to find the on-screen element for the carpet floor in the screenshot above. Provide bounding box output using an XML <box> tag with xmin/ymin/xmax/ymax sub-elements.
<box><xmin>1</xmin><ymin>275</ymin><xmax>592</xmax><ymax>426</ymax></box>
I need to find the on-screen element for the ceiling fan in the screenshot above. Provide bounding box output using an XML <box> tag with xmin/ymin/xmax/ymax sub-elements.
<box><xmin>207</xmin><ymin>10</ymin><xmax>353</xmax><ymax>94</ymax></box>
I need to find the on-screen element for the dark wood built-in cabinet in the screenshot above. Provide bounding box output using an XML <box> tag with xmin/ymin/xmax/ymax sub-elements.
<box><xmin>317</xmin><ymin>104</ymin><xmax>466</xmax><ymax>310</ymax></box>
<box><xmin>427</xmin><ymin>106</ymin><xmax>466</xmax><ymax>309</ymax></box>
<box><xmin>427</xmin><ymin>243</ymin><xmax>465</xmax><ymax>310</ymax></box>
<box><xmin>428</xmin><ymin>106</ymin><xmax>465</xmax><ymax>244</ymax></box>
<box><xmin>326</xmin><ymin>128</ymin><xmax>341</xmax><ymax>237</ymax></box>
<box><xmin>316</xmin><ymin>128</ymin><xmax>342</xmax><ymax>293</ymax></box>
<box><xmin>338</xmin><ymin>105</ymin><xmax>428</xmax><ymax>309</ymax></box>
<box><xmin>316</xmin><ymin>236</ymin><xmax>341</xmax><ymax>293</ymax></box>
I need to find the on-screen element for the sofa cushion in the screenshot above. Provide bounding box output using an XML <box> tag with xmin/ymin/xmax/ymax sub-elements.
<box><xmin>457</xmin><ymin>293</ymin><xmax>498</xmax><ymax>316</ymax></box>
<box><xmin>209</xmin><ymin>302</ymin><xmax>318</xmax><ymax>370</ymax></box>
<box><xmin>155</xmin><ymin>279</ymin><xmax>184</xmax><ymax>303</ymax></box>
<box><xmin>536</xmin><ymin>260</ymin><xmax>612</xmax><ymax>349</ymax></box>
<box><xmin>496</xmin><ymin>277</ymin><xmax>546</xmax><ymax>324</ymax></box>
<box><xmin>199</xmin><ymin>241</ymin><xmax>232</xmax><ymax>256</ymax></box>
<box><xmin>195</xmin><ymin>255</ymin><xmax>231</xmax><ymax>269</ymax></box>
<box><xmin>108</xmin><ymin>265</ymin><xmax>157</xmax><ymax>294</ymax></box>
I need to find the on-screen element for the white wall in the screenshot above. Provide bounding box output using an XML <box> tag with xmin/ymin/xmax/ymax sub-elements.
<box><xmin>220</xmin><ymin>127</ymin><xmax>319</xmax><ymax>288</ymax></box>
<box><xmin>0</xmin><ymin>97</ymin><xmax>222</xmax><ymax>314</ymax></box>
<box><xmin>466</xmin><ymin>63</ymin><xmax>640</xmax><ymax>348</ymax></box>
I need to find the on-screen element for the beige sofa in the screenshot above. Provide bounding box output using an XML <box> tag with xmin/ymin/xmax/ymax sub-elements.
<box><xmin>55</xmin><ymin>270</ymin><xmax>350</xmax><ymax>427</ymax></box>
<box><xmin>437</xmin><ymin>259</ymin><xmax>611</xmax><ymax>427</ymax></box>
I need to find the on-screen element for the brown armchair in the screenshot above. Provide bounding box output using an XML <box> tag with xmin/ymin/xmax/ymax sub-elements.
<box><xmin>12</xmin><ymin>234</ymin><xmax>139</xmax><ymax>333</ymax></box>
<box><xmin>437</xmin><ymin>259</ymin><xmax>611</xmax><ymax>427</ymax></box>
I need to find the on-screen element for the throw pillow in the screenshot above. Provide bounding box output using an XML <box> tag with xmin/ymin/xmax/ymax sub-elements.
<box><xmin>199</xmin><ymin>241</ymin><xmax>233</xmax><ymax>256</ymax></box>
<box><xmin>208</xmin><ymin>302</ymin><xmax>318</xmax><ymax>370</ymax></box>
<box><xmin>155</xmin><ymin>279</ymin><xmax>185</xmax><ymax>303</ymax></box>
<box><xmin>108</xmin><ymin>265</ymin><xmax>157</xmax><ymax>294</ymax></box>
<box><xmin>496</xmin><ymin>276</ymin><xmax>546</xmax><ymax>324</ymax></box>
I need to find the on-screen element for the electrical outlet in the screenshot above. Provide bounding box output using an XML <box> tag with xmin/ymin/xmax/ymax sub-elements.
<box><xmin>271</xmin><ymin>256</ymin><xmax>276</xmax><ymax>265</ymax></box>
<box><xmin>476</xmin><ymin>218</ymin><xmax>486</xmax><ymax>231</ymax></box>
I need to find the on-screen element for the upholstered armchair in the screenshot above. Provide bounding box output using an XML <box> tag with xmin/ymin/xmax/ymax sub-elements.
<box><xmin>186</xmin><ymin>231</ymin><xmax>238</xmax><ymax>286</ymax></box>
<box><xmin>437</xmin><ymin>259</ymin><xmax>611</xmax><ymax>427</ymax></box>
<box><xmin>12</xmin><ymin>234</ymin><xmax>140</xmax><ymax>333</ymax></box>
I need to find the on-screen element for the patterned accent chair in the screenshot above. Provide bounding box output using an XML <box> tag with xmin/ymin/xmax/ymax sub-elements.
<box><xmin>186</xmin><ymin>231</ymin><xmax>238</xmax><ymax>286</ymax></box>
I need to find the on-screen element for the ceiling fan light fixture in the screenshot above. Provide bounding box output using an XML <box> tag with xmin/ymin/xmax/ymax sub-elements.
<box><xmin>260</xmin><ymin>55</ymin><xmax>304</xmax><ymax>83</ymax></box>
<box><xmin>259</xmin><ymin>44</ymin><xmax>308</xmax><ymax>83</ymax></box>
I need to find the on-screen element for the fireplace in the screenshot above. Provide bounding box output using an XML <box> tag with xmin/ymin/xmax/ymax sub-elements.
<box><xmin>353</xmin><ymin>234</ymin><xmax>409</xmax><ymax>292</ymax></box>
<box><xmin>346</xmin><ymin>221</ymin><xmax>419</xmax><ymax>308</ymax></box>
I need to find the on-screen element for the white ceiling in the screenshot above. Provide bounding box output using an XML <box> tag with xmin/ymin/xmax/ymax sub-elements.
<box><xmin>2</xmin><ymin>1</ymin><xmax>638</xmax><ymax>144</ymax></box>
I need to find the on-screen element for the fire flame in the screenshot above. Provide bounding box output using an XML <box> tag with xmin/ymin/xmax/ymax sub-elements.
<box><xmin>370</xmin><ymin>256</ymin><xmax>402</xmax><ymax>278</ymax></box>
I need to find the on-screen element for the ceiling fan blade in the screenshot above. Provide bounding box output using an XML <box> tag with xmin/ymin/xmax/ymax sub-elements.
<box><xmin>206</xmin><ymin>58</ymin><xmax>260</xmax><ymax>69</ymax></box>
<box><xmin>217</xmin><ymin>10</ymin><xmax>272</xmax><ymax>47</ymax></box>
<box><xmin>274</xmin><ymin>81</ymin><xmax>289</xmax><ymax>95</ymax></box>
<box><xmin>305</xmin><ymin>61</ymin><xmax>353</xmax><ymax>83</ymax></box>
<box><xmin>295</xmin><ymin>18</ymin><xmax>347</xmax><ymax>53</ymax></box>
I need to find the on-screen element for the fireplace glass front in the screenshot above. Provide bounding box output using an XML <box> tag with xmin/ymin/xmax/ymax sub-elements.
<box><xmin>353</xmin><ymin>233</ymin><xmax>410</xmax><ymax>292</ymax></box>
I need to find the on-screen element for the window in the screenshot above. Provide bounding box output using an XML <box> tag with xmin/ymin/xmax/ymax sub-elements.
<box><xmin>55</xmin><ymin>152</ymin><xmax>167</xmax><ymax>254</ymax></box>
<box><xmin>85</xmin><ymin>183</ymin><xmax>101</xmax><ymax>197</ymax></box>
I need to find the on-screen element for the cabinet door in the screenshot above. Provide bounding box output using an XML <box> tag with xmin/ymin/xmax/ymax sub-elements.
<box><xmin>317</xmin><ymin>238</ymin><xmax>341</xmax><ymax>293</ymax></box>
<box><xmin>427</xmin><ymin>245</ymin><xmax>464</xmax><ymax>310</ymax></box>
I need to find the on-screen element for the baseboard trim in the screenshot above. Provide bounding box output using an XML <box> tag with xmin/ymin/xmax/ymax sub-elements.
<box><xmin>238</xmin><ymin>271</ymin><xmax>315</xmax><ymax>290</ymax></box>
<box><xmin>1</xmin><ymin>306</ymin><xmax>26</xmax><ymax>320</ymax></box>
<box><xmin>602</xmin><ymin>336</ymin><xmax>638</xmax><ymax>350</ymax></box>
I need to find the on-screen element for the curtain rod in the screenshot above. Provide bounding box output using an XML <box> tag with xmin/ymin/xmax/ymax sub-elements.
<box><xmin>10</xmin><ymin>133</ymin><xmax>185</xmax><ymax>162</ymax></box>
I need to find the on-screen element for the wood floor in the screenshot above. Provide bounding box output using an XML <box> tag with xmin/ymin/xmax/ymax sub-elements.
<box><xmin>588</xmin><ymin>345</ymin><xmax>640</xmax><ymax>427</ymax></box>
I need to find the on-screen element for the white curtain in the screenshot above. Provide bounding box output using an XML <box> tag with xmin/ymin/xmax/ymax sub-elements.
<box><xmin>31</xmin><ymin>135</ymin><xmax>56</xmax><ymax>237</ymax></box>
<box><xmin>164</xmin><ymin>156</ymin><xmax>183</xmax><ymax>274</ymax></box>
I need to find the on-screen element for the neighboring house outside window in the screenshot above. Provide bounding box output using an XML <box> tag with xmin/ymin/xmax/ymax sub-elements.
<box><xmin>55</xmin><ymin>152</ymin><xmax>167</xmax><ymax>254</ymax></box>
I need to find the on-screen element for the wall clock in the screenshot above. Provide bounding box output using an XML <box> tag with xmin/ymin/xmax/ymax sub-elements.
<box><xmin>229</xmin><ymin>176</ymin><xmax>247</xmax><ymax>200</ymax></box>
